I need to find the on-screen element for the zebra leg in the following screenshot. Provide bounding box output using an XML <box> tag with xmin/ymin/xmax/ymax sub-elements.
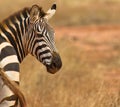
<box><xmin>0</xmin><ymin>43</ymin><xmax>20</xmax><ymax>107</ymax></box>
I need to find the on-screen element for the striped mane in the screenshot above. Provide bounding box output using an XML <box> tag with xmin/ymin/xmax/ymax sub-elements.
<box><xmin>2</xmin><ymin>8</ymin><xmax>30</xmax><ymax>24</ymax></box>
<box><xmin>2</xmin><ymin>5</ymin><xmax>46</xmax><ymax>24</ymax></box>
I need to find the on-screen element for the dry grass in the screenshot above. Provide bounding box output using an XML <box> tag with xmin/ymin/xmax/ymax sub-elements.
<box><xmin>20</xmin><ymin>26</ymin><xmax>120</xmax><ymax>107</ymax></box>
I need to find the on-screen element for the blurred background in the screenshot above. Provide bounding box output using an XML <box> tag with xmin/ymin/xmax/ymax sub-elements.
<box><xmin>1</xmin><ymin>0</ymin><xmax>120</xmax><ymax>107</ymax></box>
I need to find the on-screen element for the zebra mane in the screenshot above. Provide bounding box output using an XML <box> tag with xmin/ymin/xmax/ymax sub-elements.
<box><xmin>2</xmin><ymin>8</ymin><xmax>29</xmax><ymax>24</ymax></box>
<box><xmin>2</xmin><ymin>5</ymin><xmax>46</xmax><ymax>24</ymax></box>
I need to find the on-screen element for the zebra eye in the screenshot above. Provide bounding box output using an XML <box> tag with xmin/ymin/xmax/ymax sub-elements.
<box><xmin>37</xmin><ymin>33</ymin><xmax>43</xmax><ymax>37</ymax></box>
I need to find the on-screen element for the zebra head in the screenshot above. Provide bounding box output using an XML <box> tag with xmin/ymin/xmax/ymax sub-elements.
<box><xmin>27</xmin><ymin>4</ymin><xmax>62</xmax><ymax>74</ymax></box>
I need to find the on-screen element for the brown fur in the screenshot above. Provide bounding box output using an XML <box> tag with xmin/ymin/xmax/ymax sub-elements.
<box><xmin>0</xmin><ymin>68</ymin><xmax>27</xmax><ymax>107</ymax></box>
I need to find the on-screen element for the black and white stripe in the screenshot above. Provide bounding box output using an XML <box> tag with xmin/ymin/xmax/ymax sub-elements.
<box><xmin>0</xmin><ymin>4</ymin><xmax>61</xmax><ymax>107</ymax></box>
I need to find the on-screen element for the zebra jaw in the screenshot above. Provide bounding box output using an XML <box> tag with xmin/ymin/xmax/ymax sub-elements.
<box><xmin>46</xmin><ymin>52</ymin><xmax>62</xmax><ymax>74</ymax></box>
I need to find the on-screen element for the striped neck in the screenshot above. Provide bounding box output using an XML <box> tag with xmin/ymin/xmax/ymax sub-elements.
<box><xmin>0</xmin><ymin>8</ymin><xmax>30</xmax><ymax>62</ymax></box>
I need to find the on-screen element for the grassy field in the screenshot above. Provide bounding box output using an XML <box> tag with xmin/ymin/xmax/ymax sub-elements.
<box><xmin>20</xmin><ymin>27</ymin><xmax>120</xmax><ymax>107</ymax></box>
<box><xmin>20</xmin><ymin>26</ymin><xmax>120</xmax><ymax>107</ymax></box>
<box><xmin>1</xmin><ymin>0</ymin><xmax>120</xmax><ymax>107</ymax></box>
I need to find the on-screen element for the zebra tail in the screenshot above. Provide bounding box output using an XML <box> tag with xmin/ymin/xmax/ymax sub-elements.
<box><xmin>0</xmin><ymin>68</ymin><xmax>27</xmax><ymax>107</ymax></box>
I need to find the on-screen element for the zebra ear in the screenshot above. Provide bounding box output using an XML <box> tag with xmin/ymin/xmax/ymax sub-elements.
<box><xmin>30</xmin><ymin>5</ymin><xmax>40</xmax><ymax>23</ymax></box>
<box><xmin>44</xmin><ymin>3</ymin><xmax>56</xmax><ymax>20</ymax></box>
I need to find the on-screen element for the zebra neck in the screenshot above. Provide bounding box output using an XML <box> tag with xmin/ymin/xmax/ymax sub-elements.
<box><xmin>0</xmin><ymin>8</ymin><xmax>30</xmax><ymax>63</ymax></box>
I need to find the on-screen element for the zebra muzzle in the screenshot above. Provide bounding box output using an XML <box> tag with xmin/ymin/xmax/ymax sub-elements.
<box><xmin>46</xmin><ymin>52</ymin><xmax>62</xmax><ymax>74</ymax></box>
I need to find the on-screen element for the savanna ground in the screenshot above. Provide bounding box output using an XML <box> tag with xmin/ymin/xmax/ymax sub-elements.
<box><xmin>1</xmin><ymin>0</ymin><xmax>120</xmax><ymax>107</ymax></box>
<box><xmin>21</xmin><ymin>26</ymin><xmax>120</xmax><ymax>107</ymax></box>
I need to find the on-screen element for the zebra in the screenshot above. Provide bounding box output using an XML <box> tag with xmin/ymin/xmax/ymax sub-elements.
<box><xmin>0</xmin><ymin>3</ymin><xmax>62</xmax><ymax>107</ymax></box>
